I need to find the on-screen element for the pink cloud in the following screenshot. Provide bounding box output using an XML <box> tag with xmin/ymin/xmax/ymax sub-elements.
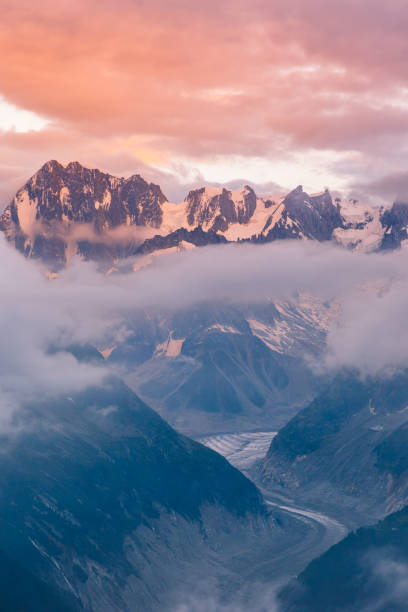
<box><xmin>0</xmin><ymin>0</ymin><xmax>408</xmax><ymax>200</ymax></box>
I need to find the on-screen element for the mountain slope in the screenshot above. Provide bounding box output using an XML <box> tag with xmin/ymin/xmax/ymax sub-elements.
<box><xmin>380</xmin><ymin>200</ymin><xmax>408</xmax><ymax>250</ymax></box>
<box><xmin>0</xmin><ymin>377</ymin><xmax>272</xmax><ymax>611</ymax></box>
<box><xmin>107</xmin><ymin>299</ymin><xmax>331</xmax><ymax>434</ymax></box>
<box><xmin>0</xmin><ymin>549</ymin><xmax>79</xmax><ymax>612</ymax></box>
<box><xmin>259</xmin><ymin>369</ymin><xmax>408</xmax><ymax>519</ymax></box>
<box><xmin>280</xmin><ymin>504</ymin><xmax>408</xmax><ymax>612</ymax></box>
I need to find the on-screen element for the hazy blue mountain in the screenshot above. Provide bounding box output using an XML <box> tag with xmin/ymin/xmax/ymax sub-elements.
<box><xmin>0</xmin><ymin>377</ymin><xmax>272</xmax><ymax>611</ymax></box>
<box><xmin>259</xmin><ymin>369</ymin><xmax>408</xmax><ymax>518</ymax></box>
<box><xmin>106</xmin><ymin>300</ymin><xmax>329</xmax><ymax>434</ymax></box>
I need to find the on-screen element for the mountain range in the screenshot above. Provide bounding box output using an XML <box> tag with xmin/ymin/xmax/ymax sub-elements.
<box><xmin>1</xmin><ymin>160</ymin><xmax>407</xmax><ymax>268</ymax></box>
<box><xmin>3</xmin><ymin>159</ymin><xmax>408</xmax><ymax>610</ymax></box>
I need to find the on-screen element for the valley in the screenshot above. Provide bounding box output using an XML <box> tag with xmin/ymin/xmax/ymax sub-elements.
<box><xmin>3</xmin><ymin>2</ymin><xmax>408</xmax><ymax>608</ymax></box>
<box><xmin>199</xmin><ymin>430</ymin><xmax>350</xmax><ymax>588</ymax></box>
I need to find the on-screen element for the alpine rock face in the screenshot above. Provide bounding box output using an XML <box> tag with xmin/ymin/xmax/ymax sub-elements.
<box><xmin>0</xmin><ymin>160</ymin><xmax>167</xmax><ymax>267</ymax></box>
<box><xmin>2</xmin><ymin>159</ymin><xmax>403</xmax><ymax>268</ymax></box>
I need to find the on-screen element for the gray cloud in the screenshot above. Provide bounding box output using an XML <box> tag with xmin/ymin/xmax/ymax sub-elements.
<box><xmin>67</xmin><ymin>241</ymin><xmax>408</xmax><ymax>376</ymax></box>
<box><xmin>373</xmin><ymin>559</ymin><xmax>408</xmax><ymax>610</ymax></box>
<box><xmin>324</xmin><ymin>275</ymin><xmax>408</xmax><ymax>376</ymax></box>
<box><xmin>350</xmin><ymin>170</ymin><xmax>408</xmax><ymax>205</ymax></box>
<box><xmin>0</xmin><ymin>240</ymin><xmax>108</xmax><ymax>426</ymax></box>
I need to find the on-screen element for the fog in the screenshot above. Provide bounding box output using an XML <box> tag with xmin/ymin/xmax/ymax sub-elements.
<box><xmin>3</xmin><ymin>234</ymin><xmax>408</xmax><ymax>426</ymax></box>
<box><xmin>325</xmin><ymin>277</ymin><xmax>408</xmax><ymax>375</ymax></box>
<box><xmin>3</xmin><ymin>227</ymin><xmax>408</xmax><ymax>609</ymax></box>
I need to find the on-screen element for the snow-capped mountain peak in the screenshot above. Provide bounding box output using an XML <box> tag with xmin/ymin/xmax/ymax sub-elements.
<box><xmin>1</xmin><ymin>160</ymin><xmax>406</xmax><ymax>268</ymax></box>
<box><xmin>0</xmin><ymin>160</ymin><xmax>167</xmax><ymax>265</ymax></box>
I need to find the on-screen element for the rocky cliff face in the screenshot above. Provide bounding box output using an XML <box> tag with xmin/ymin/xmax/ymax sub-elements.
<box><xmin>0</xmin><ymin>160</ymin><xmax>166</xmax><ymax>266</ymax></box>
<box><xmin>280</xmin><ymin>186</ymin><xmax>343</xmax><ymax>241</ymax></box>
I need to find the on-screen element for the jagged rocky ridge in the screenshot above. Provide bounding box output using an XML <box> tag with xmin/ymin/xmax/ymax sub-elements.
<box><xmin>1</xmin><ymin>159</ymin><xmax>405</xmax><ymax>268</ymax></box>
<box><xmin>0</xmin><ymin>377</ymin><xmax>275</xmax><ymax>612</ymax></box>
<box><xmin>0</xmin><ymin>160</ymin><xmax>166</xmax><ymax>267</ymax></box>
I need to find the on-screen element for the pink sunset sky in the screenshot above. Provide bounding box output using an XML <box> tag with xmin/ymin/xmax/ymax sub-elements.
<box><xmin>1</xmin><ymin>0</ymin><xmax>408</xmax><ymax>202</ymax></box>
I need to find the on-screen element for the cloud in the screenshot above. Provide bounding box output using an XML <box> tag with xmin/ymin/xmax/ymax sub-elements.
<box><xmin>3</xmin><ymin>230</ymin><xmax>408</xmax><ymax>428</ymax></box>
<box><xmin>351</xmin><ymin>170</ymin><xmax>408</xmax><ymax>205</ymax></box>
<box><xmin>0</xmin><ymin>239</ymin><xmax>108</xmax><ymax>426</ymax></box>
<box><xmin>81</xmin><ymin>241</ymin><xmax>408</xmax><ymax>376</ymax></box>
<box><xmin>1</xmin><ymin>0</ymin><xmax>408</xmax><ymax>199</ymax></box>
<box><xmin>57</xmin><ymin>240</ymin><xmax>398</xmax><ymax>312</ymax></box>
<box><xmin>372</xmin><ymin>558</ymin><xmax>408</xmax><ymax>610</ymax></box>
<box><xmin>325</xmin><ymin>274</ymin><xmax>408</xmax><ymax>376</ymax></box>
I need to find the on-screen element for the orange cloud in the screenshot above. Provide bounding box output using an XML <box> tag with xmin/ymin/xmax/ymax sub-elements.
<box><xmin>1</xmin><ymin>0</ymin><xmax>408</xmax><ymax>202</ymax></box>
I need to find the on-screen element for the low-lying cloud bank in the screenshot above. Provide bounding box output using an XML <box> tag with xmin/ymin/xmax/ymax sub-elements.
<box><xmin>61</xmin><ymin>239</ymin><xmax>399</xmax><ymax>310</ymax></box>
<box><xmin>2</xmin><ymin>235</ymin><xmax>408</xmax><ymax>424</ymax></box>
